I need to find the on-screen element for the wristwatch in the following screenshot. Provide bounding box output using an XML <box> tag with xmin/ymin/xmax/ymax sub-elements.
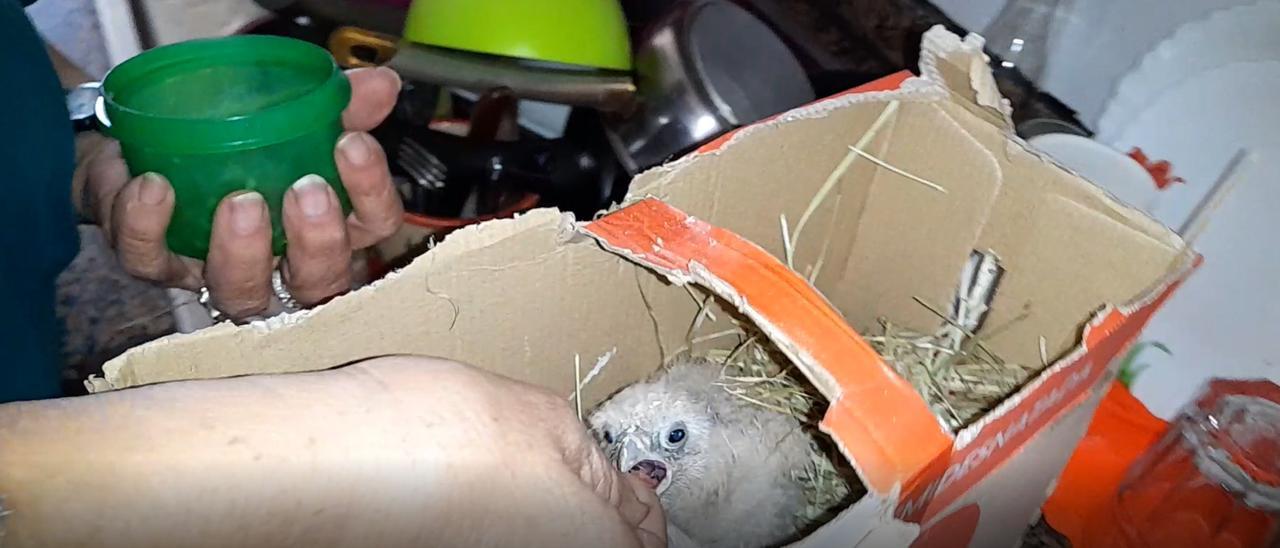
<box><xmin>68</xmin><ymin>81</ymin><xmax>107</xmax><ymax>226</ymax></box>
<box><xmin>67</xmin><ymin>81</ymin><xmax>103</xmax><ymax>133</ymax></box>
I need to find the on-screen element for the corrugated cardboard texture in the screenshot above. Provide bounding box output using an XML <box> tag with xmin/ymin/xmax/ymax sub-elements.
<box><xmin>92</xmin><ymin>210</ymin><xmax>701</xmax><ymax>408</ymax></box>
<box><xmin>627</xmin><ymin>93</ymin><xmax>1183</xmax><ymax>369</ymax></box>
<box><xmin>949</xmin><ymin>383</ymin><xmax>1108</xmax><ymax>547</ymax></box>
<box><xmin>86</xmin><ymin>25</ymin><xmax>1194</xmax><ymax>548</ymax></box>
<box><xmin>91</xmin><ymin>22</ymin><xmax>1186</xmax><ymax>442</ymax></box>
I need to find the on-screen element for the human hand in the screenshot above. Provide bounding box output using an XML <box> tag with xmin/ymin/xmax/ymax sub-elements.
<box><xmin>0</xmin><ymin>356</ymin><xmax>668</xmax><ymax>548</ymax></box>
<box><xmin>80</xmin><ymin>67</ymin><xmax>405</xmax><ymax>321</ymax></box>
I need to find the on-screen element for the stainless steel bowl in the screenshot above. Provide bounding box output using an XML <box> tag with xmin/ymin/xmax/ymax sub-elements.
<box><xmin>604</xmin><ymin>0</ymin><xmax>814</xmax><ymax>174</ymax></box>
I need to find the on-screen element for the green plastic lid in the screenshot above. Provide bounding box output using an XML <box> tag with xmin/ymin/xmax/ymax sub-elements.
<box><xmin>100</xmin><ymin>35</ymin><xmax>351</xmax><ymax>153</ymax></box>
<box><xmin>402</xmin><ymin>0</ymin><xmax>632</xmax><ymax>71</ymax></box>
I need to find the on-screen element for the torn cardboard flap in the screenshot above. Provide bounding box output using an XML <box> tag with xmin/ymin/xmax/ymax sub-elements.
<box><xmin>92</xmin><ymin>209</ymin><xmax>685</xmax><ymax>406</ymax></box>
<box><xmin>916</xmin><ymin>26</ymin><xmax>1013</xmax><ymax>132</ymax></box>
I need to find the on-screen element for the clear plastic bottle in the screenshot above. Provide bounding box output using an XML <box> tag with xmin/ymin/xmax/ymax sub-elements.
<box><xmin>981</xmin><ymin>0</ymin><xmax>1065</xmax><ymax>84</ymax></box>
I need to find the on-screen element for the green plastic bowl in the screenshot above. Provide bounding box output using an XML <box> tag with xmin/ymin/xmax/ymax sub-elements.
<box><xmin>402</xmin><ymin>0</ymin><xmax>632</xmax><ymax>71</ymax></box>
<box><xmin>100</xmin><ymin>35</ymin><xmax>353</xmax><ymax>260</ymax></box>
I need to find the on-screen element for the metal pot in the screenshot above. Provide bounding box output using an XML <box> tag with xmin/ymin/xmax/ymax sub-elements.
<box><xmin>604</xmin><ymin>0</ymin><xmax>814</xmax><ymax>174</ymax></box>
<box><xmin>324</xmin><ymin>0</ymin><xmax>638</xmax><ymax>113</ymax></box>
<box><xmin>328</xmin><ymin>26</ymin><xmax>639</xmax><ymax>113</ymax></box>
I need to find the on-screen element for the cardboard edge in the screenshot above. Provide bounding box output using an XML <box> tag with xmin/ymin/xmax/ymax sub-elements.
<box><xmin>916</xmin><ymin>25</ymin><xmax>1014</xmax><ymax>131</ymax></box>
<box><xmin>624</xmin><ymin>71</ymin><xmax>946</xmax><ymax>199</ymax></box>
<box><xmin>1002</xmin><ymin>133</ymin><xmax>1186</xmax><ymax>252</ymax></box>
<box><xmin>664</xmin><ymin>22</ymin><xmax>1022</xmax><ymax>173</ymax></box>
<box><xmin>890</xmin><ymin>251</ymin><xmax>1201</xmax><ymax>522</ymax></box>
<box><xmin>87</xmin><ymin>322</ymin><xmax>244</xmax><ymax>393</ymax></box>
<box><xmin>957</xmin><ymin>251</ymin><xmax>1199</xmax><ymax>448</ymax></box>
<box><xmin>580</xmin><ymin>198</ymin><xmax>953</xmax><ymax>495</ymax></box>
<box><xmin>89</xmin><ymin>207</ymin><xmax>576</xmax><ymax>393</ymax></box>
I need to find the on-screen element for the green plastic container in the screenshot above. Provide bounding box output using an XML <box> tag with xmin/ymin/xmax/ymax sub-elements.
<box><xmin>100</xmin><ymin>35</ymin><xmax>353</xmax><ymax>259</ymax></box>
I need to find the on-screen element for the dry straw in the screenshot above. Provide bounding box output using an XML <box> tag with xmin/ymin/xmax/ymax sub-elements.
<box><xmin>596</xmin><ymin>100</ymin><xmax>1045</xmax><ymax>525</ymax></box>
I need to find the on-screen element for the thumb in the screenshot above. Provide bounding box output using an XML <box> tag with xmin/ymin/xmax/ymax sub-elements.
<box><xmin>620</xmin><ymin>471</ymin><xmax>669</xmax><ymax>548</ymax></box>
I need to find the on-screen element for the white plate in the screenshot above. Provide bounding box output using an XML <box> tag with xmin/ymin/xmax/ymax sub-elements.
<box><xmin>1106</xmin><ymin>62</ymin><xmax>1280</xmax><ymax>418</ymax></box>
<box><xmin>1097</xmin><ymin>0</ymin><xmax>1280</xmax><ymax>142</ymax></box>
<box><xmin>1027</xmin><ymin>133</ymin><xmax>1159</xmax><ymax>214</ymax></box>
<box><xmin>1111</xmin><ymin>62</ymin><xmax>1280</xmax><ymax>228</ymax></box>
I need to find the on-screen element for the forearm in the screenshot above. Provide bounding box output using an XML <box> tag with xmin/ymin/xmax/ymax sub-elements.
<box><xmin>0</xmin><ymin>368</ymin><xmax>444</xmax><ymax>547</ymax></box>
<box><xmin>0</xmin><ymin>358</ymin><xmax>653</xmax><ymax>548</ymax></box>
<box><xmin>46</xmin><ymin>44</ymin><xmax>92</xmax><ymax>88</ymax></box>
<box><xmin>71</xmin><ymin>131</ymin><xmax>110</xmax><ymax>221</ymax></box>
<box><xmin>48</xmin><ymin>42</ymin><xmax>110</xmax><ymax>220</ymax></box>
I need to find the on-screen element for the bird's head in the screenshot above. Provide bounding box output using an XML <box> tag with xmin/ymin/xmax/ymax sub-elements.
<box><xmin>587</xmin><ymin>362</ymin><xmax>723</xmax><ymax>498</ymax></box>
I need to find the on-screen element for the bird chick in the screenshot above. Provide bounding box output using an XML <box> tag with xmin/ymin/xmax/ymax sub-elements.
<box><xmin>588</xmin><ymin>356</ymin><xmax>816</xmax><ymax>548</ymax></box>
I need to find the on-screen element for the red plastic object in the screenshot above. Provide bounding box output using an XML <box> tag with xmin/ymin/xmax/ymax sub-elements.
<box><xmin>1044</xmin><ymin>380</ymin><xmax>1169</xmax><ymax>544</ymax></box>
<box><xmin>1128</xmin><ymin>147</ymin><xmax>1186</xmax><ymax>190</ymax></box>
<box><xmin>1051</xmin><ymin>379</ymin><xmax>1280</xmax><ymax>548</ymax></box>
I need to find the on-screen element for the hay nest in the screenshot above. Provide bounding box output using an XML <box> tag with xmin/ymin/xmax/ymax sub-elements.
<box><xmin>702</xmin><ymin>335</ymin><xmax>864</xmax><ymax>528</ymax></box>
<box><xmin>866</xmin><ymin>317</ymin><xmax>1038</xmax><ymax>430</ymax></box>
<box><xmin>694</xmin><ymin>303</ymin><xmax>1037</xmax><ymax>528</ymax></box>
<box><xmin>684</xmin><ymin>250</ymin><xmax>1037</xmax><ymax>526</ymax></box>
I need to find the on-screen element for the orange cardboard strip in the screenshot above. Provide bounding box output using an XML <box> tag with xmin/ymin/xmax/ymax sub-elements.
<box><xmin>581</xmin><ymin>198</ymin><xmax>951</xmax><ymax>494</ymax></box>
<box><xmin>899</xmin><ymin>263</ymin><xmax>1197</xmax><ymax>524</ymax></box>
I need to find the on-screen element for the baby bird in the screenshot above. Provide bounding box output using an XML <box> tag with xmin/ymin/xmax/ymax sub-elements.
<box><xmin>588</xmin><ymin>356</ymin><xmax>815</xmax><ymax>548</ymax></box>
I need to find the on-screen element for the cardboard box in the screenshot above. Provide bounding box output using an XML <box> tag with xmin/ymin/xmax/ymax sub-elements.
<box><xmin>88</xmin><ymin>27</ymin><xmax>1196</xmax><ymax>547</ymax></box>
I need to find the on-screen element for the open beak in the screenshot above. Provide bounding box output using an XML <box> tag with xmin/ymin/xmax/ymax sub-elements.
<box><xmin>618</xmin><ymin>435</ymin><xmax>672</xmax><ymax>495</ymax></box>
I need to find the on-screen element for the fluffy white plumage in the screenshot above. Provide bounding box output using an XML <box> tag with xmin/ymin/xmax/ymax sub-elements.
<box><xmin>588</xmin><ymin>356</ymin><xmax>816</xmax><ymax>548</ymax></box>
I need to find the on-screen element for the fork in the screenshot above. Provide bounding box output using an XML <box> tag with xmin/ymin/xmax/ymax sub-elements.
<box><xmin>397</xmin><ymin>137</ymin><xmax>448</xmax><ymax>190</ymax></box>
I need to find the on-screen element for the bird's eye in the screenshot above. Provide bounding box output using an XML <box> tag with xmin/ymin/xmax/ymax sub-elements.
<box><xmin>666</xmin><ymin>428</ymin><xmax>686</xmax><ymax>445</ymax></box>
<box><xmin>603</xmin><ymin>430</ymin><xmax>614</xmax><ymax>444</ymax></box>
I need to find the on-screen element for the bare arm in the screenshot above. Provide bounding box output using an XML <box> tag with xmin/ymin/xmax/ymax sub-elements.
<box><xmin>42</xmin><ymin>43</ymin><xmax>111</xmax><ymax>218</ymax></box>
<box><xmin>46</xmin><ymin>43</ymin><xmax>92</xmax><ymax>87</ymax></box>
<box><xmin>0</xmin><ymin>357</ymin><xmax>667</xmax><ymax>548</ymax></box>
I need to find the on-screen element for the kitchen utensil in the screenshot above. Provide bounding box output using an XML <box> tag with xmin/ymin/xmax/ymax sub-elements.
<box><xmin>327</xmin><ymin>0</ymin><xmax>636</xmax><ymax>112</ymax></box>
<box><xmin>397</xmin><ymin>137</ymin><xmax>447</xmax><ymax>190</ymax></box>
<box><xmin>1017</xmin><ymin>117</ymin><xmax>1089</xmax><ymax>139</ymax></box>
<box><xmin>98</xmin><ymin>35</ymin><xmax>352</xmax><ymax>259</ymax></box>
<box><xmin>465</xmin><ymin>87</ymin><xmax>521</xmax><ymax>215</ymax></box>
<box><xmin>603</xmin><ymin>0</ymin><xmax>814</xmax><ymax>174</ymax></box>
<box><xmin>329</xmin><ymin>26</ymin><xmax>398</xmax><ymax>68</ymax></box>
<box><xmin>1097</xmin><ymin>0</ymin><xmax>1280</xmax><ymax>144</ymax></box>
<box><xmin>388</xmin><ymin>79</ymin><xmax>445</xmax><ymax>128</ymax></box>
<box><xmin>330</xmin><ymin>28</ymin><xmax>638</xmax><ymax>113</ymax></box>
<box><xmin>372</xmin><ymin>116</ymin><xmax>543</xmax><ymax>276</ymax></box>
<box><xmin>388</xmin><ymin>128</ymin><xmax>610</xmax><ymax>216</ymax></box>
<box><xmin>402</xmin><ymin>0</ymin><xmax>632</xmax><ymax>72</ymax></box>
